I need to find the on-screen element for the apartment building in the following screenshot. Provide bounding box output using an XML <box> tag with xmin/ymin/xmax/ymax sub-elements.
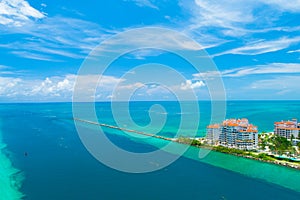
<box><xmin>206</xmin><ymin>118</ymin><xmax>258</xmax><ymax>150</ymax></box>
<box><xmin>274</xmin><ymin>119</ymin><xmax>300</xmax><ymax>139</ymax></box>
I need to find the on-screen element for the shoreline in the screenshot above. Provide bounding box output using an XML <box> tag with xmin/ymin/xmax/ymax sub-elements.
<box><xmin>74</xmin><ymin>117</ymin><xmax>300</xmax><ymax>192</ymax></box>
<box><xmin>175</xmin><ymin>138</ymin><xmax>300</xmax><ymax>170</ymax></box>
<box><xmin>74</xmin><ymin>118</ymin><xmax>300</xmax><ymax>171</ymax></box>
<box><xmin>0</xmin><ymin>122</ymin><xmax>24</xmax><ymax>200</ymax></box>
<box><xmin>209</xmin><ymin>145</ymin><xmax>300</xmax><ymax>170</ymax></box>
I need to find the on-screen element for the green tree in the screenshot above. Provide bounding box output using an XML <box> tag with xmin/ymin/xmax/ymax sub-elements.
<box><xmin>191</xmin><ymin>139</ymin><xmax>201</xmax><ymax>147</ymax></box>
<box><xmin>271</xmin><ymin>136</ymin><xmax>292</xmax><ymax>154</ymax></box>
<box><xmin>259</xmin><ymin>139</ymin><xmax>267</xmax><ymax>150</ymax></box>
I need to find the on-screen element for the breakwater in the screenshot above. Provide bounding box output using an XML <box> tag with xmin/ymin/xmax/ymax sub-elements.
<box><xmin>73</xmin><ymin>118</ymin><xmax>173</xmax><ymax>141</ymax></box>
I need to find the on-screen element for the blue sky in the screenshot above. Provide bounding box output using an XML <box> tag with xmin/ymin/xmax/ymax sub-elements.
<box><xmin>1</xmin><ymin>0</ymin><xmax>300</xmax><ymax>102</ymax></box>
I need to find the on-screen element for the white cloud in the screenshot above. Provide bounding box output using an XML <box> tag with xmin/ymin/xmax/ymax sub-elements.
<box><xmin>126</xmin><ymin>49</ymin><xmax>165</xmax><ymax>60</ymax></box>
<box><xmin>11</xmin><ymin>51</ymin><xmax>57</xmax><ymax>61</ymax></box>
<box><xmin>192</xmin><ymin>63</ymin><xmax>300</xmax><ymax>78</ymax></box>
<box><xmin>0</xmin><ymin>0</ymin><xmax>44</xmax><ymax>26</ymax></box>
<box><xmin>115</xmin><ymin>82</ymin><xmax>145</xmax><ymax>90</ymax></box>
<box><xmin>191</xmin><ymin>33</ymin><xmax>229</xmax><ymax>49</ymax></box>
<box><xmin>224</xmin><ymin>75</ymin><xmax>300</xmax><ymax>100</ymax></box>
<box><xmin>0</xmin><ymin>16</ymin><xmax>113</xmax><ymax>60</ymax></box>
<box><xmin>90</xmin><ymin>27</ymin><xmax>203</xmax><ymax>60</ymax></box>
<box><xmin>186</xmin><ymin>0</ymin><xmax>259</xmax><ymax>37</ymax></box>
<box><xmin>122</xmin><ymin>84</ymin><xmax>179</xmax><ymax>101</ymax></box>
<box><xmin>1</xmin><ymin>74</ymin><xmax>182</xmax><ymax>101</ymax></box>
<box><xmin>0</xmin><ymin>72</ymin><xmax>211</xmax><ymax>101</ymax></box>
<box><xmin>250</xmin><ymin>76</ymin><xmax>300</xmax><ymax>92</ymax></box>
<box><xmin>193</xmin><ymin>71</ymin><xmax>222</xmax><ymax>79</ymax></box>
<box><xmin>185</xmin><ymin>0</ymin><xmax>300</xmax><ymax>37</ymax></box>
<box><xmin>30</xmin><ymin>75</ymin><xmax>76</xmax><ymax>96</ymax></box>
<box><xmin>0</xmin><ymin>77</ymin><xmax>22</xmax><ymax>96</ymax></box>
<box><xmin>263</xmin><ymin>0</ymin><xmax>300</xmax><ymax>12</ymax></box>
<box><xmin>180</xmin><ymin>80</ymin><xmax>205</xmax><ymax>90</ymax></box>
<box><xmin>0</xmin><ymin>64</ymin><xmax>25</xmax><ymax>75</ymax></box>
<box><xmin>0</xmin><ymin>74</ymin><xmax>127</xmax><ymax>101</ymax></box>
<box><xmin>288</xmin><ymin>49</ymin><xmax>300</xmax><ymax>53</ymax></box>
<box><xmin>192</xmin><ymin>0</ymin><xmax>254</xmax><ymax>29</ymax></box>
<box><xmin>215</xmin><ymin>37</ymin><xmax>300</xmax><ymax>56</ymax></box>
<box><xmin>222</xmin><ymin>63</ymin><xmax>300</xmax><ymax>77</ymax></box>
<box><xmin>125</xmin><ymin>0</ymin><xmax>159</xmax><ymax>10</ymax></box>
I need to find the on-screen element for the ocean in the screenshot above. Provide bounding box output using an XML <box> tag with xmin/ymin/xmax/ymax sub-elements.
<box><xmin>1</xmin><ymin>101</ymin><xmax>300</xmax><ymax>199</ymax></box>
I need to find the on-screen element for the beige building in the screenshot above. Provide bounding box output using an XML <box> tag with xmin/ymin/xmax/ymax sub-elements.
<box><xmin>206</xmin><ymin>124</ymin><xmax>221</xmax><ymax>145</ymax></box>
<box><xmin>274</xmin><ymin>119</ymin><xmax>300</xmax><ymax>139</ymax></box>
<box><xmin>206</xmin><ymin>118</ymin><xmax>258</xmax><ymax>150</ymax></box>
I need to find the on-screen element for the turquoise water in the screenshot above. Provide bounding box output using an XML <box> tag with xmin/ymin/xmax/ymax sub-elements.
<box><xmin>0</xmin><ymin>121</ymin><xmax>24</xmax><ymax>199</ymax></box>
<box><xmin>0</xmin><ymin>101</ymin><xmax>300</xmax><ymax>199</ymax></box>
<box><xmin>123</xmin><ymin>133</ymin><xmax>300</xmax><ymax>192</ymax></box>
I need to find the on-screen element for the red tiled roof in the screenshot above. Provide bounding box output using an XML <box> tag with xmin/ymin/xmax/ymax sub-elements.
<box><xmin>207</xmin><ymin>124</ymin><xmax>220</xmax><ymax>129</ymax></box>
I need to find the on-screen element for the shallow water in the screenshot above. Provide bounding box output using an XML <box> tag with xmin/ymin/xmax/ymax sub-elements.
<box><xmin>0</xmin><ymin>101</ymin><xmax>300</xmax><ymax>199</ymax></box>
<box><xmin>0</xmin><ymin>121</ymin><xmax>24</xmax><ymax>199</ymax></box>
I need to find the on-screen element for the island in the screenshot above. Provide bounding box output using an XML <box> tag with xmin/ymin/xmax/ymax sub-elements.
<box><xmin>181</xmin><ymin>118</ymin><xmax>300</xmax><ymax>169</ymax></box>
<box><xmin>74</xmin><ymin>117</ymin><xmax>300</xmax><ymax>170</ymax></box>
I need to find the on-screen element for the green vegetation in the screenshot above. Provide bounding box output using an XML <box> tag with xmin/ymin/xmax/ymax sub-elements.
<box><xmin>259</xmin><ymin>139</ymin><xmax>267</xmax><ymax>150</ymax></box>
<box><xmin>269</xmin><ymin>135</ymin><xmax>293</xmax><ymax>155</ymax></box>
<box><xmin>191</xmin><ymin>139</ymin><xmax>202</xmax><ymax>147</ymax></box>
<box><xmin>213</xmin><ymin>146</ymin><xmax>247</xmax><ymax>155</ymax></box>
<box><xmin>175</xmin><ymin>135</ymin><xmax>300</xmax><ymax>169</ymax></box>
<box><xmin>258</xmin><ymin>133</ymin><xmax>271</xmax><ymax>150</ymax></box>
<box><xmin>177</xmin><ymin>137</ymin><xmax>202</xmax><ymax>147</ymax></box>
<box><xmin>256</xmin><ymin>153</ymin><xmax>275</xmax><ymax>161</ymax></box>
<box><xmin>212</xmin><ymin>146</ymin><xmax>277</xmax><ymax>161</ymax></box>
<box><xmin>291</xmin><ymin>134</ymin><xmax>295</xmax><ymax>141</ymax></box>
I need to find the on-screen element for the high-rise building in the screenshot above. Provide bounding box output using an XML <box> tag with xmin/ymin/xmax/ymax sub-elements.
<box><xmin>274</xmin><ymin>119</ymin><xmax>300</xmax><ymax>139</ymax></box>
<box><xmin>206</xmin><ymin>124</ymin><xmax>221</xmax><ymax>145</ymax></box>
<box><xmin>206</xmin><ymin>118</ymin><xmax>258</xmax><ymax>150</ymax></box>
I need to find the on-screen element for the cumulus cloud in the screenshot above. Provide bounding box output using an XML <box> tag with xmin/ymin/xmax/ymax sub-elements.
<box><xmin>30</xmin><ymin>75</ymin><xmax>76</xmax><ymax>97</ymax></box>
<box><xmin>0</xmin><ymin>0</ymin><xmax>45</xmax><ymax>26</ymax></box>
<box><xmin>180</xmin><ymin>80</ymin><xmax>205</xmax><ymax>90</ymax></box>
<box><xmin>0</xmin><ymin>77</ymin><xmax>22</xmax><ymax>96</ymax></box>
<box><xmin>0</xmin><ymin>72</ymin><xmax>212</xmax><ymax>101</ymax></box>
<box><xmin>0</xmin><ymin>74</ymin><xmax>127</xmax><ymax>101</ymax></box>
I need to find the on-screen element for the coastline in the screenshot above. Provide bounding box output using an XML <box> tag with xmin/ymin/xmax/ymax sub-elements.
<box><xmin>74</xmin><ymin>118</ymin><xmax>300</xmax><ymax>170</ymax></box>
<box><xmin>0</xmin><ymin>122</ymin><xmax>24</xmax><ymax>200</ymax></box>
<box><xmin>74</xmin><ymin>118</ymin><xmax>300</xmax><ymax>192</ymax></box>
<box><xmin>175</xmin><ymin>137</ymin><xmax>300</xmax><ymax>170</ymax></box>
<box><xmin>210</xmin><ymin>145</ymin><xmax>300</xmax><ymax>170</ymax></box>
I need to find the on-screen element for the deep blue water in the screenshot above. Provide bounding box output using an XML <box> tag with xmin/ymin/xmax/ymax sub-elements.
<box><xmin>1</xmin><ymin>101</ymin><xmax>300</xmax><ymax>199</ymax></box>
